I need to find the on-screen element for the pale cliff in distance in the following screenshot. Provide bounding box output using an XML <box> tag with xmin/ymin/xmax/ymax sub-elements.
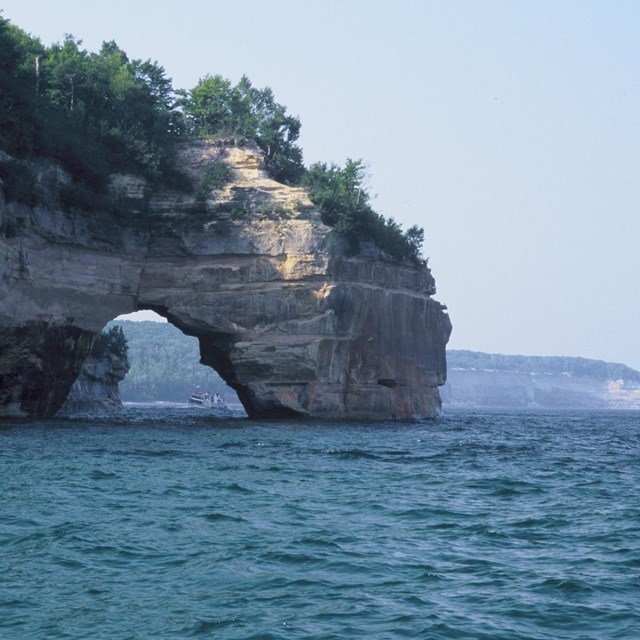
<box><xmin>108</xmin><ymin>322</ymin><xmax>640</xmax><ymax>412</ymax></box>
<box><xmin>0</xmin><ymin>139</ymin><xmax>451</xmax><ymax>420</ymax></box>
<box><xmin>442</xmin><ymin>351</ymin><xmax>640</xmax><ymax>410</ymax></box>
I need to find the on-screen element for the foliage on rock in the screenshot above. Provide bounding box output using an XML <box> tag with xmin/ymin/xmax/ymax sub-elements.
<box><xmin>0</xmin><ymin>17</ymin><xmax>182</xmax><ymax>207</ymax></box>
<box><xmin>92</xmin><ymin>325</ymin><xmax>128</xmax><ymax>362</ymax></box>
<box><xmin>302</xmin><ymin>159</ymin><xmax>425</xmax><ymax>264</ymax></box>
<box><xmin>195</xmin><ymin>159</ymin><xmax>233</xmax><ymax>200</ymax></box>
<box><xmin>178</xmin><ymin>75</ymin><xmax>304</xmax><ymax>185</ymax></box>
<box><xmin>0</xmin><ymin>14</ymin><xmax>427</xmax><ymax>265</ymax></box>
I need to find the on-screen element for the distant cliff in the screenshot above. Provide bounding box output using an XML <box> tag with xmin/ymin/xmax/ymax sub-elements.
<box><xmin>0</xmin><ymin>140</ymin><xmax>451</xmax><ymax>419</ymax></box>
<box><xmin>442</xmin><ymin>351</ymin><xmax>640</xmax><ymax>410</ymax></box>
<box><xmin>113</xmin><ymin>330</ymin><xmax>640</xmax><ymax>412</ymax></box>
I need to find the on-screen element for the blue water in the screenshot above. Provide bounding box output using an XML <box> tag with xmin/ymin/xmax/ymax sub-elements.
<box><xmin>1</xmin><ymin>408</ymin><xmax>639</xmax><ymax>640</ymax></box>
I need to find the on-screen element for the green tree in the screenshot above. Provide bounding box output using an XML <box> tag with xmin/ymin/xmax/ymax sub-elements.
<box><xmin>0</xmin><ymin>14</ymin><xmax>426</xmax><ymax>264</ymax></box>
<box><xmin>92</xmin><ymin>325</ymin><xmax>129</xmax><ymax>360</ymax></box>
<box><xmin>183</xmin><ymin>74</ymin><xmax>234</xmax><ymax>135</ymax></box>
<box><xmin>43</xmin><ymin>35</ymin><xmax>88</xmax><ymax>115</ymax></box>
<box><xmin>180</xmin><ymin>74</ymin><xmax>304</xmax><ymax>183</ymax></box>
<box><xmin>86</xmin><ymin>42</ymin><xmax>178</xmax><ymax>178</ymax></box>
<box><xmin>0</xmin><ymin>17</ymin><xmax>43</xmax><ymax>155</ymax></box>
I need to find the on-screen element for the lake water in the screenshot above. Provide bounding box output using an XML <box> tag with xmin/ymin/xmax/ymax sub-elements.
<box><xmin>1</xmin><ymin>407</ymin><xmax>639</xmax><ymax>639</ymax></box>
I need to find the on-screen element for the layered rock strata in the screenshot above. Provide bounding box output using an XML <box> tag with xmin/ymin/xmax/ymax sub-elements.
<box><xmin>0</xmin><ymin>140</ymin><xmax>451</xmax><ymax>419</ymax></box>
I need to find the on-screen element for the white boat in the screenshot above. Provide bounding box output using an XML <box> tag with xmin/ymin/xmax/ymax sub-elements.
<box><xmin>188</xmin><ymin>388</ymin><xmax>227</xmax><ymax>408</ymax></box>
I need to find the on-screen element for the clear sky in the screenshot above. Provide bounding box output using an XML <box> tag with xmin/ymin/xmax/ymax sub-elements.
<box><xmin>3</xmin><ymin>0</ymin><xmax>639</xmax><ymax>369</ymax></box>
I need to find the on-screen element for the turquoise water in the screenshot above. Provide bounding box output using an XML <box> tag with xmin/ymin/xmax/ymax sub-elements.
<box><xmin>1</xmin><ymin>408</ymin><xmax>639</xmax><ymax>639</ymax></box>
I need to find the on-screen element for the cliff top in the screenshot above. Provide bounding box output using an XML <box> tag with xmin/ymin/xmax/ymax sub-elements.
<box><xmin>448</xmin><ymin>350</ymin><xmax>640</xmax><ymax>382</ymax></box>
<box><xmin>0</xmin><ymin>16</ymin><xmax>425</xmax><ymax>266</ymax></box>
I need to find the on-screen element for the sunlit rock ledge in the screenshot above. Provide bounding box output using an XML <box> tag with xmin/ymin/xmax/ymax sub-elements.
<box><xmin>0</xmin><ymin>139</ymin><xmax>451</xmax><ymax>419</ymax></box>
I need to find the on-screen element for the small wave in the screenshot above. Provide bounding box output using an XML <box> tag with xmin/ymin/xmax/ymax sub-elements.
<box><xmin>140</xmin><ymin>448</ymin><xmax>199</xmax><ymax>458</ymax></box>
<box><xmin>88</xmin><ymin>469</ymin><xmax>118</xmax><ymax>480</ymax></box>
<box><xmin>218</xmin><ymin>441</ymin><xmax>248</xmax><ymax>449</ymax></box>
<box><xmin>110</xmin><ymin>448</ymin><xmax>196</xmax><ymax>459</ymax></box>
<box><xmin>394</xmin><ymin>506</ymin><xmax>465</xmax><ymax>521</ymax></box>
<box><xmin>0</xmin><ymin>599</ymin><xmax>36</xmax><ymax>610</ymax></box>
<box><xmin>52</xmin><ymin>556</ymin><xmax>85</xmax><ymax>569</ymax></box>
<box><xmin>539</xmin><ymin>577</ymin><xmax>595</xmax><ymax>594</ymax></box>
<box><xmin>408</xmin><ymin>563</ymin><xmax>447</xmax><ymax>581</ymax></box>
<box><xmin>243</xmin><ymin>633</ymin><xmax>286</xmax><ymax>640</ymax></box>
<box><xmin>325</xmin><ymin>448</ymin><xmax>381</xmax><ymax>460</ymax></box>
<box><xmin>186</xmin><ymin>617</ymin><xmax>239</xmax><ymax>636</ymax></box>
<box><xmin>509</xmin><ymin>516</ymin><xmax>552</xmax><ymax>528</ymax></box>
<box><xmin>49</xmin><ymin>521</ymin><xmax>84</xmax><ymax>539</ymax></box>
<box><xmin>223</xmin><ymin>482</ymin><xmax>254</xmax><ymax>494</ymax></box>
<box><xmin>428</xmin><ymin>522</ymin><xmax>460</xmax><ymax>533</ymax></box>
<box><xmin>296</xmin><ymin>536</ymin><xmax>342</xmax><ymax>549</ymax></box>
<box><xmin>202</xmin><ymin>512</ymin><xmax>246</xmax><ymax>523</ymax></box>
<box><xmin>464</xmin><ymin>477</ymin><xmax>542</xmax><ymax>496</ymax></box>
<box><xmin>263</xmin><ymin>550</ymin><xmax>320</xmax><ymax>565</ymax></box>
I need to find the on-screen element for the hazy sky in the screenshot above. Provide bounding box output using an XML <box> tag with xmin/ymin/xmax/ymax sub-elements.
<box><xmin>3</xmin><ymin>1</ymin><xmax>639</xmax><ymax>369</ymax></box>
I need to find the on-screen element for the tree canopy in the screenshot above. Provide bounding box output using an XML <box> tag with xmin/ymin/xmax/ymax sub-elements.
<box><xmin>447</xmin><ymin>350</ymin><xmax>640</xmax><ymax>382</ymax></box>
<box><xmin>92</xmin><ymin>325</ymin><xmax>129</xmax><ymax>361</ymax></box>
<box><xmin>179</xmin><ymin>74</ymin><xmax>304</xmax><ymax>184</ymax></box>
<box><xmin>0</xmin><ymin>18</ymin><xmax>179</xmax><ymax>190</ymax></box>
<box><xmin>0</xmin><ymin>14</ymin><xmax>426</xmax><ymax>265</ymax></box>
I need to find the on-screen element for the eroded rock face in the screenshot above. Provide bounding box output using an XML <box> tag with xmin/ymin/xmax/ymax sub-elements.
<box><xmin>0</xmin><ymin>140</ymin><xmax>451</xmax><ymax>419</ymax></box>
<box><xmin>60</xmin><ymin>352</ymin><xmax>130</xmax><ymax>414</ymax></box>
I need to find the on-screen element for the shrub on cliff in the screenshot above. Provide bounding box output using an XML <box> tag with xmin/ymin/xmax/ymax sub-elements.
<box><xmin>302</xmin><ymin>159</ymin><xmax>425</xmax><ymax>264</ymax></box>
<box><xmin>0</xmin><ymin>17</ymin><xmax>181</xmax><ymax>196</ymax></box>
<box><xmin>0</xmin><ymin>17</ymin><xmax>42</xmax><ymax>157</ymax></box>
<box><xmin>1</xmin><ymin>14</ymin><xmax>426</xmax><ymax>265</ymax></box>
<box><xmin>178</xmin><ymin>74</ymin><xmax>304</xmax><ymax>185</ymax></box>
<box><xmin>92</xmin><ymin>325</ymin><xmax>129</xmax><ymax>362</ymax></box>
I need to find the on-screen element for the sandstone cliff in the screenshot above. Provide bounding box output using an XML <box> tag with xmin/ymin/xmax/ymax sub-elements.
<box><xmin>0</xmin><ymin>139</ymin><xmax>451</xmax><ymax>419</ymax></box>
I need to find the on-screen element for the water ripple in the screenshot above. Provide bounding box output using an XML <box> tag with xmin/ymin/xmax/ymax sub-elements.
<box><xmin>0</xmin><ymin>407</ymin><xmax>639</xmax><ymax>639</ymax></box>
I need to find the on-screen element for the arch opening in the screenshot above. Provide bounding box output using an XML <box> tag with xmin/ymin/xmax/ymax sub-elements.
<box><xmin>106</xmin><ymin>310</ymin><xmax>242</xmax><ymax>410</ymax></box>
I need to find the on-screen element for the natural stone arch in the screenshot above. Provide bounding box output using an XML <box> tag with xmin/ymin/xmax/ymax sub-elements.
<box><xmin>0</xmin><ymin>140</ymin><xmax>451</xmax><ymax>419</ymax></box>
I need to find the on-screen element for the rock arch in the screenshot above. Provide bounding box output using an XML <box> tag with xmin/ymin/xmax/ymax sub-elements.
<box><xmin>0</xmin><ymin>141</ymin><xmax>451</xmax><ymax>419</ymax></box>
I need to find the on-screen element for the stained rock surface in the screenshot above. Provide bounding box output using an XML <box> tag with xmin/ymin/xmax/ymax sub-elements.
<box><xmin>0</xmin><ymin>140</ymin><xmax>451</xmax><ymax>419</ymax></box>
